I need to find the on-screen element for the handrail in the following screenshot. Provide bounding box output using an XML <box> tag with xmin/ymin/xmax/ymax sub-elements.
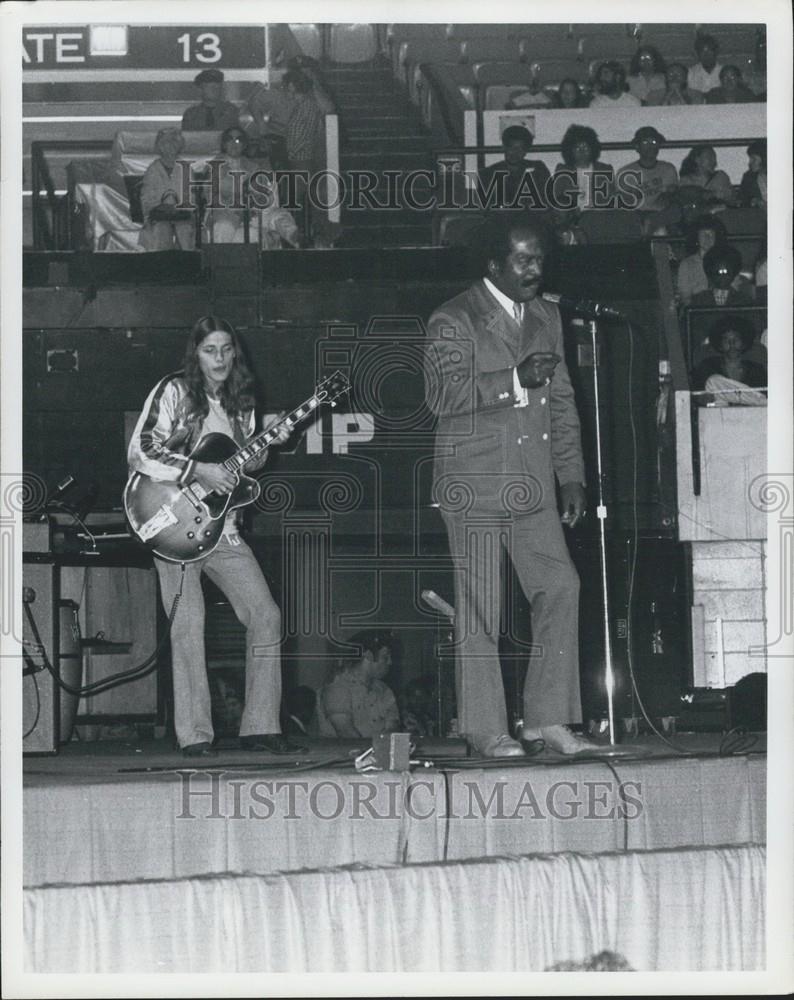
<box><xmin>416</xmin><ymin>64</ymin><xmax>467</xmax><ymax>146</ymax></box>
<box><xmin>435</xmin><ymin>135</ymin><xmax>764</xmax><ymax>159</ymax></box>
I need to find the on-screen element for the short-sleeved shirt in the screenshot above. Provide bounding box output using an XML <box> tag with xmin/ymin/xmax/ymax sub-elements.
<box><xmin>317</xmin><ymin>671</ymin><xmax>400</xmax><ymax>738</ymax></box>
<box><xmin>687</xmin><ymin>63</ymin><xmax>724</xmax><ymax>95</ymax></box>
<box><xmin>617</xmin><ymin>159</ymin><xmax>679</xmax><ymax>211</ymax></box>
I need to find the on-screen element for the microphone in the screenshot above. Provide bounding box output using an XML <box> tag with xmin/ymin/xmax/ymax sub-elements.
<box><xmin>421</xmin><ymin>589</ymin><xmax>456</xmax><ymax>623</ymax></box>
<box><xmin>542</xmin><ymin>292</ymin><xmax>624</xmax><ymax>320</ymax></box>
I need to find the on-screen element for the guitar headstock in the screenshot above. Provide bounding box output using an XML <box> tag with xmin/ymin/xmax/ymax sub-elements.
<box><xmin>315</xmin><ymin>370</ymin><xmax>351</xmax><ymax>407</ymax></box>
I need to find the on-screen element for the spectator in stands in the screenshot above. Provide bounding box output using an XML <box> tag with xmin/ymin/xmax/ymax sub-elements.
<box><xmin>679</xmin><ymin>145</ymin><xmax>735</xmax><ymax>208</ymax></box>
<box><xmin>204</xmin><ymin>127</ymin><xmax>301</xmax><ymax>247</ymax></box>
<box><xmin>645</xmin><ymin>62</ymin><xmax>705</xmax><ymax>106</ymax></box>
<box><xmin>181</xmin><ymin>69</ymin><xmax>241</xmax><ymax>133</ymax></box>
<box><xmin>283</xmin><ymin>69</ymin><xmax>324</xmax><ymax>170</ymax></box>
<box><xmin>552</xmin><ymin>125</ymin><xmax>614</xmax><ymax>225</ymax></box>
<box><xmin>687</xmin><ymin>33</ymin><xmax>723</xmax><ymax>96</ymax></box>
<box><xmin>589</xmin><ymin>62</ymin><xmax>641</xmax><ymax>108</ymax></box>
<box><xmin>690</xmin><ymin>245</ymin><xmax>754</xmax><ymax>308</ymax></box>
<box><xmin>401</xmin><ymin>676</ymin><xmax>438</xmax><ymax>739</ymax></box>
<box><xmin>316</xmin><ymin>631</ymin><xmax>401</xmax><ymax>739</ymax></box>
<box><xmin>675</xmin><ymin>215</ymin><xmax>729</xmax><ymax>306</ymax></box>
<box><xmin>705</xmin><ymin>65</ymin><xmax>757</xmax><ymax>104</ymax></box>
<box><xmin>691</xmin><ymin>314</ymin><xmax>767</xmax><ymax>395</ymax></box>
<box><xmin>627</xmin><ymin>45</ymin><xmax>667</xmax><ymax>103</ymax></box>
<box><xmin>504</xmin><ymin>74</ymin><xmax>554</xmax><ymax>109</ymax></box>
<box><xmin>477</xmin><ymin>125</ymin><xmax>552</xmax><ymax>211</ymax></box>
<box><xmin>739</xmin><ymin>141</ymin><xmax>767</xmax><ymax>208</ymax></box>
<box><xmin>616</xmin><ymin>127</ymin><xmax>678</xmax><ymax>218</ymax></box>
<box><xmin>550</xmin><ymin>78</ymin><xmax>587</xmax><ymax>109</ymax></box>
<box><xmin>754</xmin><ymin>242</ymin><xmax>767</xmax><ymax>304</ymax></box>
<box><xmin>139</xmin><ymin>129</ymin><xmax>196</xmax><ymax>251</ymax></box>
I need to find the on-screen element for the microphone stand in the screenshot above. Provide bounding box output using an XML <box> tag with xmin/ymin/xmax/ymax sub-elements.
<box><xmin>586</xmin><ymin>318</ymin><xmax>618</xmax><ymax>747</ymax></box>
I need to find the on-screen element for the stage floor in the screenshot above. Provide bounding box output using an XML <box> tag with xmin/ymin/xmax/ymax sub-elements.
<box><xmin>24</xmin><ymin>732</ymin><xmax>766</xmax><ymax>889</ymax></box>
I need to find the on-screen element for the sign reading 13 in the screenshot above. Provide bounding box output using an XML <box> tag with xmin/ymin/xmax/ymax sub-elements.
<box><xmin>177</xmin><ymin>32</ymin><xmax>222</xmax><ymax>63</ymax></box>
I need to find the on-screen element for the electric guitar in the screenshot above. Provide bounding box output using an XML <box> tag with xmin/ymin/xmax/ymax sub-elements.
<box><xmin>124</xmin><ymin>371</ymin><xmax>349</xmax><ymax>563</ymax></box>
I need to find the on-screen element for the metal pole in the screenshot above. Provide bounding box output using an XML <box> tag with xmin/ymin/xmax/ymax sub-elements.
<box><xmin>587</xmin><ymin>319</ymin><xmax>618</xmax><ymax>745</ymax></box>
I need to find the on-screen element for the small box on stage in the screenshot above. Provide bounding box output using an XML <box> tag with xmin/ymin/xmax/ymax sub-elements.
<box><xmin>372</xmin><ymin>732</ymin><xmax>411</xmax><ymax>772</ymax></box>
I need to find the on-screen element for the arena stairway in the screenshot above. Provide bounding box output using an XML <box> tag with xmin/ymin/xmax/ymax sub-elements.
<box><xmin>323</xmin><ymin>64</ymin><xmax>436</xmax><ymax>248</ymax></box>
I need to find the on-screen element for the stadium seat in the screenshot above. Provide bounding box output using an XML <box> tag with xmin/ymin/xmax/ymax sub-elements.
<box><xmin>458</xmin><ymin>38</ymin><xmax>523</xmax><ymax>63</ymax></box>
<box><xmin>328</xmin><ymin>24</ymin><xmax>379</xmax><ymax>63</ymax></box>
<box><xmin>577</xmin><ymin>209</ymin><xmax>645</xmax><ymax>244</ymax></box>
<box><xmin>286</xmin><ymin>24</ymin><xmax>323</xmax><ymax>61</ymax></box>
<box><xmin>434</xmin><ymin>210</ymin><xmax>485</xmax><ymax>246</ymax></box>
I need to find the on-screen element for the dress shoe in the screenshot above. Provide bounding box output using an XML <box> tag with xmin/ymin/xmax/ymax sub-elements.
<box><xmin>239</xmin><ymin>733</ymin><xmax>307</xmax><ymax>754</ymax></box>
<box><xmin>478</xmin><ymin>733</ymin><xmax>526</xmax><ymax>758</ymax></box>
<box><xmin>182</xmin><ymin>741</ymin><xmax>218</xmax><ymax>758</ymax></box>
<box><xmin>521</xmin><ymin>724</ymin><xmax>600</xmax><ymax>755</ymax></box>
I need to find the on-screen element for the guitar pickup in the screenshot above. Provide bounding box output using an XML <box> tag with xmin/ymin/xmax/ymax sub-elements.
<box><xmin>138</xmin><ymin>504</ymin><xmax>178</xmax><ymax>541</ymax></box>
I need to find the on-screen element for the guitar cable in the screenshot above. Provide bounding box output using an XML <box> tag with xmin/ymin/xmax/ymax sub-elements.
<box><xmin>23</xmin><ymin>563</ymin><xmax>185</xmax><ymax>699</ymax></box>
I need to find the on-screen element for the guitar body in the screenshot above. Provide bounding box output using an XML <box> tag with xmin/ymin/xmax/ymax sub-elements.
<box><xmin>124</xmin><ymin>433</ymin><xmax>261</xmax><ymax>563</ymax></box>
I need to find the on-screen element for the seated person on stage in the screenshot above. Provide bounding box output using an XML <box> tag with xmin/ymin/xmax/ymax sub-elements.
<box><xmin>616</xmin><ymin>127</ymin><xmax>678</xmax><ymax>216</ymax></box>
<box><xmin>691</xmin><ymin>314</ymin><xmax>767</xmax><ymax>401</ymax></box>
<box><xmin>626</xmin><ymin>45</ymin><xmax>667</xmax><ymax>104</ymax></box>
<box><xmin>705</xmin><ymin>64</ymin><xmax>758</xmax><ymax>104</ymax></box>
<box><xmin>687</xmin><ymin>33</ymin><xmax>723</xmax><ymax>97</ymax></box>
<box><xmin>127</xmin><ymin>315</ymin><xmax>301</xmax><ymax>757</ymax></box>
<box><xmin>181</xmin><ymin>68</ymin><xmax>241</xmax><ymax>133</ymax></box>
<box><xmin>678</xmin><ymin>145</ymin><xmax>735</xmax><ymax>209</ymax></box>
<box><xmin>739</xmin><ymin>140</ymin><xmax>767</xmax><ymax>208</ymax></box>
<box><xmin>401</xmin><ymin>675</ymin><xmax>438</xmax><ymax>739</ymax></box>
<box><xmin>588</xmin><ymin>61</ymin><xmax>641</xmax><ymax>108</ymax></box>
<box><xmin>689</xmin><ymin>245</ymin><xmax>754</xmax><ymax>308</ymax></box>
<box><xmin>477</xmin><ymin>125</ymin><xmax>551</xmax><ymax>211</ymax></box>
<box><xmin>645</xmin><ymin>62</ymin><xmax>705</xmax><ymax>106</ymax></box>
<box><xmin>549</xmin><ymin>77</ymin><xmax>587</xmax><ymax>109</ymax></box>
<box><xmin>675</xmin><ymin>214</ymin><xmax>729</xmax><ymax>306</ymax></box>
<box><xmin>203</xmin><ymin>127</ymin><xmax>301</xmax><ymax>247</ymax></box>
<box><xmin>140</xmin><ymin>129</ymin><xmax>196</xmax><ymax>251</ymax></box>
<box><xmin>317</xmin><ymin>631</ymin><xmax>400</xmax><ymax>739</ymax></box>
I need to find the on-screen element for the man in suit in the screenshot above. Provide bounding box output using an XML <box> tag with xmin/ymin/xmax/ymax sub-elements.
<box><xmin>424</xmin><ymin>215</ymin><xmax>598</xmax><ymax>758</ymax></box>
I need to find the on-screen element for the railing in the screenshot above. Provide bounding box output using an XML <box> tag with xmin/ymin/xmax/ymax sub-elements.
<box><xmin>31</xmin><ymin>140</ymin><xmax>113</xmax><ymax>250</ymax></box>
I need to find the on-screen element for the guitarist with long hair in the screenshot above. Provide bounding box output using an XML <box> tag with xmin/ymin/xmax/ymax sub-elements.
<box><xmin>128</xmin><ymin>315</ymin><xmax>302</xmax><ymax>757</ymax></box>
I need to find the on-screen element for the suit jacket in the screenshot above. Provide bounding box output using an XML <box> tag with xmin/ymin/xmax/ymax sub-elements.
<box><xmin>424</xmin><ymin>281</ymin><xmax>585</xmax><ymax>516</ymax></box>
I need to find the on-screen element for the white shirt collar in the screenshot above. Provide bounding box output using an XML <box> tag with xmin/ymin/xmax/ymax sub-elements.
<box><xmin>483</xmin><ymin>277</ymin><xmax>521</xmax><ymax>319</ymax></box>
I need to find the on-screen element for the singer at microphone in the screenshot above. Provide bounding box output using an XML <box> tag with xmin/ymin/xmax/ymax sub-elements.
<box><xmin>541</xmin><ymin>292</ymin><xmax>624</xmax><ymax>320</ymax></box>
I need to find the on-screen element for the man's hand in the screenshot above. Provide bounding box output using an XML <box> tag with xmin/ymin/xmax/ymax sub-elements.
<box><xmin>264</xmin><ymin>411</ymin><xmax>294</xmax><ymax>445</ymax></box>
<box><xmin>560</xmin><ymin>482</ymin><xmax>587</xmax><ymax>528</ymax></box>
<box><xmin>517</xmin><ymin>351</ymin><xmax>561</xmax><ymax>389</ymax></box>
<box><xmin>194</xmin><ymin>462</ymin><xmax>237</xmax><ymax>495</ymax></box>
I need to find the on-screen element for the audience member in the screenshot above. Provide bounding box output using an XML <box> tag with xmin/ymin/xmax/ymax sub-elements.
<box><xmin>675</xmin><ymin>215</ymin><xmax>729</xmax><ymax>306</ymax></box>
<box><xmin>745</xmin><ymin>28</ymin><xmax>767</xmax><ymax>98</ymax></box>
<box><xmin>283</xmin><ymin>69</ymin><xmax>325</xmax><ymax>170</ymax></box>
<box><xmin>139</xmin><ymin>129</ymin><xmax>196</xmax><ymax>251</ymax></box>
<box><xmin>550</xmin><ymin>78</ymin><xmax>587</xmax><ymax>109</ymax></box>
<box><xmin>739</xmin><ymin>140</ymin><xmax>767</xmax><ymax>208</ymax></box>
<box><xmin>589</xmin><ymin>61</ymin><xmax>641</xmax><ymax>108</ymax></box>
<box><xmin>316</xmin><ymin>631</ymin><xmax>401</xmax><ymax>739</ymax></box>
<box><xmin>617</xmin><ymin>126</ymin><xmax>678</xmax><ymax>215</ymax></box>
<box><xmin>687</xmin><ymin>33</ymin><xmax>723</xmax><ymax>95</ymax></box>
<box><xmin>754</xmin><ymin>239</ymin><xmax>767</xmax><ymax>304</ymax></box>
<box><xmin>204</xmin><ymin>127</ymin><xmax>300</xmax><ymax>247</ymax></box>
<box><xmin>691</xmin><ymin>314</ymin><xmax>767</xmax><ymax>396</ymax></box>
<box><xmin>690</xmin><ymin>245</ymin><xmax>754</xmax><ymax>308</ymax></box>
<box><xmin>505</xmin><ymin>75</ymin><xmax>554</xmax><ymax>109</ymax></box>
<box><xmin>627</xmin><ymin>45</ymin><xmax>667</xmax><ymax>103</ymax></box>
<box><xmin>478</xmin><ymin>125</ymin><xmax>551</xmax><ymax>210</ymax></box>
<box><xmin>705</xmin><ymin>65</ymin><xmax>757</xmax><ymax>104</ymax></box>
<box><xmin>181</xmin><ymin>69</ymin><xmax>241</xmax><ymax>133</ymax></box>
<box><xmin>645</xmin><ymin>62</ymin><xmax>705</xmax><ymax>106</ymax></box>
<box><xmin>552</xmin><ymin>125</ymin><xmax>614</xmax><ymax>220</ymax></box>
<box><xmin>679</xmin><ymin>145</ymin><xmax>735</xmax><ymax>208</ymax></box>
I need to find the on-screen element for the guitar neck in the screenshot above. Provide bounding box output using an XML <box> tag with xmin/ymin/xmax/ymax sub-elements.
<box><xmin>222</xmin><ymin>395</ymin><xmax>321</xmax><ymax>473</ymax></box>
